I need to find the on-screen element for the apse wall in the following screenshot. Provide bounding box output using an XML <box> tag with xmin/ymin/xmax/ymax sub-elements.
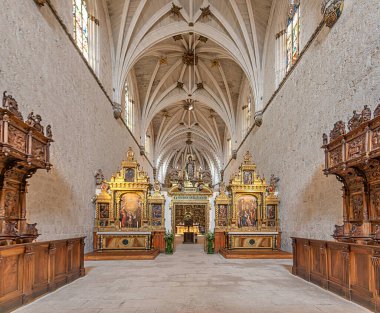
<box><xmin>225</xmin><ymin>0</ymin><xmax>380</xmax><ymax>252</ymax></box>
<box><xmin>0</xmin><ymin>0</ymin><xmax>150</xmax><ymax>251</ymax></box>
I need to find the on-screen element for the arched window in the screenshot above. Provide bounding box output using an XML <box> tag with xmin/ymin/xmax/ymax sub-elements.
<box><xmin>73</xmin><ymin>0</ymin><xmax>89</xmax><ymax>60</ymax></box>
<box><xmin>286</xmin><ymin>1</ymin><xmax>300</xmax><ymax>71</ymax></box>
<box><xmin>124</xmin><ymin>84</ymin><xmax>134</xmax><ymax>131</ymax></box>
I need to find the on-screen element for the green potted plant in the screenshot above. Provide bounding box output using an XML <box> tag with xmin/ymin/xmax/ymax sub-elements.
<box><xmin>206</xmin><ymin>231</ymin><xmax>215</xmax><ymax>254</ymax></box>
<box><xmin>164</xmin><ymin>231</ymin><xmax>174</xmax><ymax>254</ymax></box>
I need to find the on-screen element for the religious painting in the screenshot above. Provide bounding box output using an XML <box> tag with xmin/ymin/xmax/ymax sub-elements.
<box><xmin>217</xmin><ymin>204</ymin><xmax>228</xmax><ymax>226</ymax></box>
<box><xmin>151</xmin><ymin>204</ymin><xmax>163</xmax><ymax>226</ymax></box>
<box><xmin>243</xmin><ymin>171</ymin><xmax>253</xmax><ymax>185</ymax></box>
<box><xmin>99</xmin><ymin>203</ymin><xmax>109</xmax><ymax>219</ymax></box>
<box><xmin>237</xmin><ymin>195</ymin><xmax>258</xmax><ymax>227</ymax></box>
<box><xmin>119</xmin><ymin>193</ymin><xmax>142</xmax><ymax>228</ymax></box>
<box><xmin>124</xmin><ymin>168</ymin><xmax>135</xmax><ymax>182</ymax></box>
<box><xmin>266</xmin><ymin>205</ymin><xmax>276</xmax><ymax>220</ymax></box>
<box><xmin>152</xmin><ymin>220</ymin><xmax>162</xmax><ymax>226</ymax></box>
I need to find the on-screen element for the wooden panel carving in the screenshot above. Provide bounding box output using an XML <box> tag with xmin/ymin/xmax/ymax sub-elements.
<box><xmin>292</xmin><ymin>237</ymin><xmax>380</xmax><ymax>312</ymax></box>
<box><xmin>323</xmin><ymin>103</ymin><xmax>380</xmax><ymax>244</ymax></box>
<box><xmin>0</xmin><ymin>92</ymin><xmax>53</xmax><ymax>245</ymax></box>
<box><xmin>0</xmin><ymin>237</ymin><xmax>85</xmax><ymax>313</ymax></box>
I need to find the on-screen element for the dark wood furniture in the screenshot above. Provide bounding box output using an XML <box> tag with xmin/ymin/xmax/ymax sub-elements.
<box><xmin>214</xmin><ymin>230</ymin><xmax>226</xmax><ymax>252</ymax></box>
<box><xmin>0</xmin><ymin>237</ymin><xmax>85</xmax><ymax>313</ymax></box>
<box><xmin>323</xmin><ymin>104</ymin><xmax>380</xmax><ymax>243</ymax></box>
<box><xmin>183</xmin><ymin>232</ymin><xmax>194</xmax><ymax>243</ymax></box>
<box><xmin>0</xmin><ymin>92</ymin><xmax>53</xmax><ymax>245</ymax></box>
<box><xmin>292</xmin><ymin>237</ymin><xmax>380</xmax><ymax>312</ymax></box>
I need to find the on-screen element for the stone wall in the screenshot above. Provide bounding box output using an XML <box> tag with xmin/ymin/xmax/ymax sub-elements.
<box><xmin>0</xmin><ymin>0</ymin><xmax>151</xmax><ymax>251</ymax></box>
<box><xmin>225</xmin><ymin>0</ymin><xmax>380</xmax><ymax>251</ymax></box>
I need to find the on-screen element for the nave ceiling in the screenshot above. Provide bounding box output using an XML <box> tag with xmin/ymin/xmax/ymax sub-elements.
<box><xmin>104</xmin><ymin>0</ymin><xmax>275</xmax><ymax>183</ymax></box>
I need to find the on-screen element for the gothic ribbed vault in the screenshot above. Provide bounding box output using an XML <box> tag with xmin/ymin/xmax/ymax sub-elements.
<box><xmin>104</xmin><ymin>0</ymin><xmax>275</xmax><ymax>183</ymax></box>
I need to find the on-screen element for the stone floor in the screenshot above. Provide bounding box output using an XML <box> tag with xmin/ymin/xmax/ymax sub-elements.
<box><xmin>14</xmin><ymin>243</ymin><xmax>370</xmax><ymax>313</ymax></box>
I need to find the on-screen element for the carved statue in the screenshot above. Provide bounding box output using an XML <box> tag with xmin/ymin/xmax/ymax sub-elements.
<box><xmin>375</xmin><ymin>100</ymin><xmax>380</xmax><ymax>118</ymax></box>
<box><xmin>26</xmin><ymin>223</ymin><xmax>38</xmax><ymax>236</ymax></box>
<box><xmin>26</xmin><ymin>112</ymin><xmax>35</xmax><ymax>127</ymax></box>
<box><xmin>202</xmin><ymin>170</ymin><xmax>212</xmax><ymax>185</ymax></box>
<box><xmin>4</xmin><ymin>221</ymin><xmax>18</xmax><ymax>235</ymax></box>
<box><xmin>170</xmin><ymin>167</ymin><xmax>179</xmax><ymax>181</ymax></box>
<box><xmin>153</xmin><ymin>180</ymin><xmax>161</xmax><ymax>192</ymax></box>
<box><xmin>348</xmin><ymin>110</ymin><xmax>361</xmax><ymax>131</ymax></box>
<box><xmin>330</xmin><ymin>121</ymin><xmax>346</xmax><ymax>140</ymax></box>
<box><xmin>333</xmin><ymin>224</ymin><xmax>344</xmax><ymax>238</ymax></box>
<box><xmin>2</xmin><ymin>91</ymin><xmax>23</xmax><ymax>119</ymax></box>
<box><xmin>268</xmin><ymin>174</ymin><xmax>280</xmax><ymax>193</ymax></box>
<box><xmin>352</xmin><ymin>195</ymin><xmax>363</xmax><ymax>220</ymax></box>
<box><xmin>322</xmin><ymin>133</ymin><xmax>328</xmax><ymax>145</ymax></box>
<box><xmin>361</xmin><ymin>105</ymin><xmax>372</xmax><ymax>123</ymax></box>
<box><xmin>95</xmin><ymin>169</ymin><xmax>104</xmax><ymax>187</ymax></box>
<box><xmin>34</xmin><ymin>114</ymin><xmax>44</xmax><ymax>133</ymax></box>
<box><xmin>185</xmin><ymin>155</ymin><xmax>195</xmax><ymax>181</ymax></box>
<box><xmin>46</xmin><ymin>125</ymin><xmax>53</xmax><ymax>138</ymax></box>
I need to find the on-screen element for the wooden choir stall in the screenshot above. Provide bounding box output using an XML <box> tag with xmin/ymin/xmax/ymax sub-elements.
<box><xmin>87</xmin><ymin>148</ymin><xmax>166</xmax><ymax>260</ymax></box>
<box><xmin>0</xmin><ymin>92</ymin><xmax>85</xmax><ymax>312</ymax></box>
<box><xmin>292</xmin><ymin>104</ymin><xmax>380</xmax><ymax>312</ymax></box>
<box><xmin>216</xmin><ymin>151</ymin><xmax>289</xmax><ymax>259</ymax></box>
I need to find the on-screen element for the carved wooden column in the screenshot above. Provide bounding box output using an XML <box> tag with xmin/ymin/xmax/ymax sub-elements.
<box><xmin>48</xmin><ymin>243</ymin><xmax>56</xmax><ymax>291</ymax></box>
<box><xmin>292</xmin><ymin>238</ymin><xmax>298</xmax><ymax>275</ymax></box>
<box><xmin>0</xmin><ymin>256</ymin><xmax>3</xmax><ymax>297</ymax></box>
<box><xmin>80</xmin><ymin>238</ymin><xmax>85</xmax><ymax>277</ymax></box>
<box><xmin>341</xmin><ymin>246</ymin><xmax>351</xmax><ymax>300</ymax></box>
<box><xmin>22</xmin><ymin>245</ymin><xmax>35</xmax><ymax>304</ymax></box>
<box><xmin>320</xmin><ymin>244</ymin><xmax>328</xmax><ymax>289</ymax></box>
<box><xmin>66</xmin><ymin>240</ymin><xmax>74</xmax><ymax>280</ymax></box>
<box><xmin>304</xmin><ymin>241</ymin><xmax>311</xmax><ymax>281</ymax></box>
<box><xmin>371</xmin><ymin>251</ymin><xmax>380</xmax><ymax>312</ymax></box>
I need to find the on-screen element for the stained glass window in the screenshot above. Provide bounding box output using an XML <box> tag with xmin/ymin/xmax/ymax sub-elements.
<box><xmin>124</xmin><ymin>84</ymin><xmax>133</xmax><ymax>130</ymax></box>
<box><xmin>73</xmin><ymin>0</ymin><xmax>89</xmax><ymax>60</ymax></box>
<box><xmin>286</xmin><ymin>2</ymin><xmax>300</xmax><ymax>71</ymax></box>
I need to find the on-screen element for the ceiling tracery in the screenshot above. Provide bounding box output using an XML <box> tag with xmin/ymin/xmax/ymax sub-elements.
<box><xmin>105</xmin><ymin>0</ymin><xmax>274</xmax><ymax>183</ymax></box>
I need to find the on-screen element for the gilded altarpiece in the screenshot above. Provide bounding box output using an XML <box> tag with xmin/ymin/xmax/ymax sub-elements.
<box><xmin>169</xmin><ymin>182</ymin><xmax>213</xmax><ymax>236</ymax></box>
<box><xmin>217</xmin><ymin>152</ymin><xmax>281</xmax><ymax>250</ymax></box>
<box><xmin>94</xmin><ymin>148</ymin><xmax>165</xmax><ymax>251</ymax></box>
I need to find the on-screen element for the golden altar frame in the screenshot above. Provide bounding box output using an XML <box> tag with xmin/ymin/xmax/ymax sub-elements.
<box><xmin>147</xmin><ymin>181</ymin><xmax>165</xmax><ymax>230</ymax></box>
<box><xmin>93</xmin><ymin>148</ymin><xmax>161</xmax><ymax>251</ymax></box>
<box><xmin>214</xmin><ymin>151</ymin><xmax>281</xmax><ymax>251</ymax></box>
<box><xmin>169</xmin><ymin>181</ymin><xmax>213</xmax><ymax>235</ymax></box>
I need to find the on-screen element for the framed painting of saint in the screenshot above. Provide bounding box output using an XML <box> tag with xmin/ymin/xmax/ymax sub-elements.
<box><xmin>124</xmin><ymin>168</ymin><xmax>135</xmax><ymax>182</ymax></box>
<box><xmin>237</xmin><ymin>195</ymin><xmax>258</xmax><ymax>227</ymax></box>
<box><xmin>266</xmin><ymin>205</ymin><xmax>276</xmax><ymax>219</ymax></box>
<box><xmin>243</xmin><ymin>171</ymin><xmax>253</xmax><ymax>185</ymax></box>
<box><xmin>217</xmin><ymin>204</ymin><xmax>228</xmax><ymax>226</ymax></box>
<box><xmin>99</xmin><ymin>203</ymin><xmax>109</xmax><ymax>218</ymax></box>
<box><xmin>119</xmin><ymin>193</ymin><xmax>142</xmax><ymax>228</ymax></box>
<box><xmin>152</xmin><ymin>204</ymin><xmax>162</xmax><ymax>219</ymax></box>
